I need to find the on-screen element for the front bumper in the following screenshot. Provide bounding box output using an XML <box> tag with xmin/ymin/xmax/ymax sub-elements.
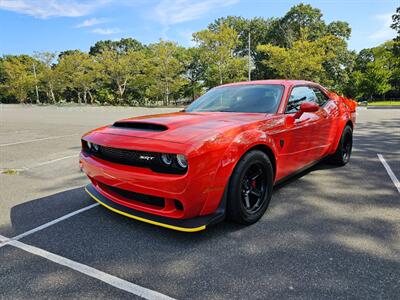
<box><xmin>85</xmin><ymin>183</ymin><xmax>224</xmax><ymax>232</ymax></box>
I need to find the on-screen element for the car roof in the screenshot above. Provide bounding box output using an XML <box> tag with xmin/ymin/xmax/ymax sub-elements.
<box><xmin>219</xmin><ymin>79</ymin><xmax>319</xmax><ymax>88</ymax></box>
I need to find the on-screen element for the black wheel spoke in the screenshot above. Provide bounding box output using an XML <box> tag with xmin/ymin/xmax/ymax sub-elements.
<box><xmin>243</xmin><ymin>193</ymin><xmax>251</xmax><ymax>209</ymax></box>
<box><xmin>240</xmin><ymin>163</ymin><xmax>268</xmax><ymax>214</ymax></box>
<box><xmin>251</xmin><ymin>169</ymin><xmax>262</xmax><ymax>180</ymax></box>
<box><xmin>250</xmin><ymin>187</ymin><xmax>261</xmax><ymax>197</ymax></box>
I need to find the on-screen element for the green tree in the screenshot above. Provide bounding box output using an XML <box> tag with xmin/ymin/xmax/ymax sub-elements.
<box><xmin>391</xmin><ymin>7</ymin><xmax>400</xmax><ymax>40</ymax></box>
<box><xmin>33</xmin><ymin>51</ymin><xmax>59</xmax><ymax>103</ymax></box>
<box><xmin>56</xmin><ymin>51</ymin><xmax>99</xmax><ymax>104</ymax></box>
<box><xmin>89</xmin><ymin>38</ymin><xmax>144</xmax><ymax>55</ymax></box>
<box><xmin>257</xmin><ymin>34</ymin><xmax>349</xmax><ymax>87</ymax></box>
<box><xmin>145</xmin><ymin>41</ymin><xmax>187</xmax><ymax>105</ymax></box>
<box><xmin>193</xmin><ymin>24</ymin><xmax>247</xmax><ymax>87</ymax></box>
<box><xmin>98</xmin><ymin>49</ymin><xmax>146</xmax><ymax>104</ymax></box>
<box><xmin>208</xmin><ymin>16</ymin><xmax>276</xmax><ymax>80</ymax></box>
<box><xmin>181</xmin><ymin>47</ymin><xmax>206</xmax><ymax>101</ymax></box>
<box><xmin>0</xmin><ymin>55</ymin><xmax>37</xmax><ymax>103</ymax></box>
<box><xmin>353</xmin><ymin>41</ymin><xmax>397</xmax><ymax>99</ymax></box>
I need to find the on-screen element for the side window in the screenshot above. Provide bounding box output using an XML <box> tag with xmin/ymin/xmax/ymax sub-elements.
<box><xmin>286</xmin><ymin>86</ymin><xmax>317</xmax><ymax>113</ymax></box>
<box><xmin>312</xmin><ymin>88</ymin><xmax>329</xmax><ymax>106</ymax></box>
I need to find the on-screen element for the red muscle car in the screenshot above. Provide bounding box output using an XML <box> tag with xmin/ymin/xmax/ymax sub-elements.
<box><xmin>80</xmin><ymin>80</ymin><xmax>356</xmax><ymax>232</ymax></box>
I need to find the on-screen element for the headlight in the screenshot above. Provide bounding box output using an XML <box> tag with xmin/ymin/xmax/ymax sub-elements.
<box><xmin>176</xmin><ymin>154</ymin><xmax>188</xmax><ymax>168</ymax></box>
<box><xmin>87</xmin><ymin>141</ymin><xmax>92</xmax><ymax>149</ymax></box>
<box><xmin>92</xmin><ymin>143</ymin><xmax>99</xmax><ymax>152</ymax></box>
<box><xmin>161</xmin><ymin>153</ymin><xmax>173</xmax><ymax>165</ymax></box>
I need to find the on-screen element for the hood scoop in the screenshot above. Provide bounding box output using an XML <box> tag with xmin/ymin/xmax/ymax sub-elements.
<box><xmin>112</xmin><ymin>121</ymin><xmax>168</xmax><ymax>132</ymax></box>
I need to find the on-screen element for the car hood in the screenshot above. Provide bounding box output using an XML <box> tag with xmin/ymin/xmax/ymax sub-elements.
<box><xmin>89</xmin><ymin>112</ymin><xmax>274</xmax><ymax>144</ymax></box>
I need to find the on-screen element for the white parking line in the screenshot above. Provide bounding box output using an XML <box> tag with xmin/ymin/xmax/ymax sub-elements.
<box><xmin>0</xmin><ymin>134</ymin><xmax>78</xmax><ymax>147</ymax></box>
<box><xmin>0</xmin><ymin>234</ymin><xmax>9</xmax><ymax>243</ymax></box>
<box><xmin>1</xmin><ymin>154</ymin><xmax>78</xmax><ymax>173</ymax></box>
<box><xmin>8</xmin><ymin>239</ymin><xmax>175</xmax><ymax>300</ymax></box>
<box><xmin>12</xmin><ymin>203</ymin><xmax>99</xmax><ymax>241</ymax></box>
<box><xmin>0</xmin><ymin>203</ymin><xmax>99</xmax><ymax>249</ymax></box>
<box><xmin>378</xmin><ymin>154</ymin><xmax>400</xmax><ymax>194</ymax></box>
<box><xmin>31</xmin><ymin>154</ymin><xmax>78</xmax><ymax>168</ymax></box>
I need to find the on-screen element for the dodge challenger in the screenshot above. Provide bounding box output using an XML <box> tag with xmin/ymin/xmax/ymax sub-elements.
<box><xmin>80</xmin><ymin>80</ymin><xmax>356</xmax><ymax>232</ymax></box>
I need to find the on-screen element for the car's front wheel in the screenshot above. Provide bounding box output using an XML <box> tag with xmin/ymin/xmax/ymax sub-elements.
<box><xmin>227</xmin><ymin>150</ymin><xmax>273</xmax><ymax>225</ymax></box>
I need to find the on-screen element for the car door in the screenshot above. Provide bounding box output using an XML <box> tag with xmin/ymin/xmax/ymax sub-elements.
<box><xmin>312</xmin><ymin>86</ymin><xmax>340</xmax><ymax>154</ymax></box>
<box><xmin>275</xmin><ymin>86</ymin><xmax>326</xmax><ymax>178</ymax></box>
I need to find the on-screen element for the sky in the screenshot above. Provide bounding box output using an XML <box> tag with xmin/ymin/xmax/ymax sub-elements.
<box><xmin>0</xmin><ymin>0</ymin><xmax>398</xmax><ymax>55</ymax></box>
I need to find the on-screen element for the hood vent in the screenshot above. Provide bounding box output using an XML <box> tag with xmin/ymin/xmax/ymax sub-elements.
<box><xmin>112</xmin><ymin>121</ymin><xmax>168</xmax><ymax>132</ymax></box>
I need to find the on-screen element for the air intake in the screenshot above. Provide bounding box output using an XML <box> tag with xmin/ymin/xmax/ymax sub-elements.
<box><xmin>112</xmin><ymin>121</ymin><xmax>168</xmax><ymax>132</ymax></box>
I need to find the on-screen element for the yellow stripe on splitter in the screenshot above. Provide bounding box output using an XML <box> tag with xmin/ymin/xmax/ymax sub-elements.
<box><xmin>85</xmin><ymin>187</ymin><xmax>206</xmax><ymax>233</ymax></box>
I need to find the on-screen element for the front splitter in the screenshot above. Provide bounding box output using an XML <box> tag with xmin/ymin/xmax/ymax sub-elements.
<box><xmin>85</xmin><ymin>184</ymin><xmax>224</xmax><ymax>232</ymax></box>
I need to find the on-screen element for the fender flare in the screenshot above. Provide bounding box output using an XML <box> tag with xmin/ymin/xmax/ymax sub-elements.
<box><xmin>199</xmin><ymin>129</ymin><xmax>279</xmax><ymax>215</ymax></box>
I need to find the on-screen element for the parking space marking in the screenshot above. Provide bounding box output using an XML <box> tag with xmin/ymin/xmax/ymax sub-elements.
<box><xmin>0</xmin><ymin>203</ymin><xmax>99</xmax><ymax>248</ymax></box>
<box><xmin>0</xmin><ymin>134</ymin><xmax>78</xmax><ymax>147</ymax></box>
<box><xmin>1</xmin><ymin>155</ymin><xmax>79</xmax><ymax>173</ymax></box>
<box><xmin>378</xmin><ymin>154</ymin><xmax>400</xmax><ymax>194</ymax></box>
<box><xmin>0</xmin><ymin>234</ymin><xmax>10</xmax><ymax>243</ymax></box>
<box><xmin>33</xmin><ymin>154</ymin><xmax>78</xmax><ymax>167</ymax></box>
<box><xmin>7</xmin><ymin>239</ymin><xmax>175</xmax><ymax>299</ymax></box>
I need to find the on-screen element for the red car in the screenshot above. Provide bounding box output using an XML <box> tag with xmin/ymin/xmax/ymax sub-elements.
<box><xmin>80</xmin><ymin>80</ymin><xmax>356</xmax><ymax>232</ymax></box>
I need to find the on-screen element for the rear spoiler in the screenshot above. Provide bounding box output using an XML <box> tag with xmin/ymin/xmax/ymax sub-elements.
<box><xmin>328</xmin><ymin>92</ymin><xmax>357</xmax><ymax>112</ymax></box>
<box><xmin>342</xmin><ymin>97</ymin><xmax>357</xmax><ymax>113</ymax></box>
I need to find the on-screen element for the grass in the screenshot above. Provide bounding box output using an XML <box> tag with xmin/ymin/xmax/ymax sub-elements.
<box><xmin>1</xmin><ymin>169</ymin><xmax>19</xmax><ymax>175</ymax></box>
<box><xmin>368</xmin><ymin>101</ymin><xmax>400</xmax><ymax>106</ymax></box>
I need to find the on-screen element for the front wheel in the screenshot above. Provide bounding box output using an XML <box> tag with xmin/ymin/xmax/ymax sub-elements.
<box><xmin>329</xmin><ymin>125</ymin><xmax>353</xmax><ymax>166</ymax></box>
<box><xmin>227</xmin><ymin>150</ymin><xmax>274</xmax><ymax>225</ymax></box>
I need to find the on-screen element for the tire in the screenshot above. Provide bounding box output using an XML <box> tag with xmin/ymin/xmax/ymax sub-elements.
<box><xmin>227</xmin><ymin>150</ymin><xmax>274</xmax><ymax>225</ymax></box>
<box><xmin>329</xmin><ymin>125</ymin><xmax>353</xmax><ymax>166</ymax></box>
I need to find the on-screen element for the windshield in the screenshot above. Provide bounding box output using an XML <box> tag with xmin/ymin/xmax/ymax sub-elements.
<box><xmin>186</xmin><ymin>84</ymin><xmax>284</xmax><ymax>113</ymax></box>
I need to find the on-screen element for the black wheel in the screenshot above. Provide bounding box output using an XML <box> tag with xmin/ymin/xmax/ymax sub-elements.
<box><xmin>227</xmin><ymin>150</ymin><xmax>274</xmax><ymax>225</ymax></box>
<box><xmin>329</xmin><ymin>125</ymin><xmax>353</xmax><ymax>166</ymax></box>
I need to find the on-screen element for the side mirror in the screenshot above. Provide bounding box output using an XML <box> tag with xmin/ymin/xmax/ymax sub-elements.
<box><xmin>294</xmin><ymin>102</ymin><xmax>319</xmax><ymax>119</ymax></box>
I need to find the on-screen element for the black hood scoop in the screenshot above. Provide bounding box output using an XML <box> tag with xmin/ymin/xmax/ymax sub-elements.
<box><xmin>112</xmin><ymin>121</ymin><xmax>168</xmax><ymax>132</ymax></box>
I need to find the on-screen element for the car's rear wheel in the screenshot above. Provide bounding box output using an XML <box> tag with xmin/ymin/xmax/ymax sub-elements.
<box><xmin>227</xmin><ymin>150</ymin><xmax>273</xmax><ymax>225</ymax></box>
<box><xmin>329</xmin><ymin>125</ymin><xmax>353</xmax><ymax>166</ymax></box>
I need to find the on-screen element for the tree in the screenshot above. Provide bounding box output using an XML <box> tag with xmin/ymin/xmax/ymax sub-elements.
<box><xmin>353</xmin><ymin>41</ymin><xmax>395</xmax><ymax>99</ymax></box>
<box><xmin>391</xmin><ymin>7</ymin><xmax>400</xmax><ymax>40</ymax></box>
<box><xmin>33</xmin><ymin>51</ymin><xmax>58</xmax><ymax>103</ymax></box>
<box><xmin>0</xmin><ymin>55</ymin><xmax>37</xmax><ymax>103</ymax></box>
<box><xmin>145</xmin><ymin>41</ymin><xmax>187</xmax><ymax>105</ymax></box>
<box><xmin>193</xmin><ymin>24</ymin><xmax>247</xmax><ymax>87</ymax></box>
<box><xmin>181</xmin><ymin>47</ymin><xmax>206</xmax><ymax>101</ymax></box>
<box><xmin>208</xmin><ymin>16</ymin><xmax>276</xmax><ymax>80</ymax></box>
<box><xmin>257</xmin><ymin>34</ymin><xmax>349</xmax><ymax>87</ymax></box>
<box><xmin>98</xmin><ymin>49</ymin><xmax>146</xmax><ymax>104</ymax></box>
<box><xmin>89</xmin><ymin>38</ymin><xmax>144</xmax><ymax>55</ymax></box>
<box><xmin>56</xmin><ymin>51</ymin><xmax>99</xmax><ymax>104</ymax></box>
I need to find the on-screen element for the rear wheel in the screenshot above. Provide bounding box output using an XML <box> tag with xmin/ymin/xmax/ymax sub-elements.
<box><xmin>329</xmin><ymin>125</ymin><xmax>353</xmax><ymax>166</ymax></box>
<box><xmin>227</xmin><ymin>150</ymin><xmax>273</xmax><ymax>225</ymax></box>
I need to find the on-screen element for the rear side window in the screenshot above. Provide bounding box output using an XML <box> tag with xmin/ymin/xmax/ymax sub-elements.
<box><xmin>286</xmin><ymin>86</ymin><xmax>318</xmax><ymax>113</ymax></box>
<box><xmin>312</xmin><ymin>87</ymin><xmax>329</xmax><ymax>106</ymax></box>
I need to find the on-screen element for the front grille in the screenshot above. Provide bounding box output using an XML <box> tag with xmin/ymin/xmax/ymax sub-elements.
<box><xmin>82</xmin><ymin>141</ymin><xmax>187</xmax><ymax>174</ymax></box>
<box><xmin>96</xmin><ymin>146</ymin><xmax>160</xmax><ymax>168</ymax></box>
<box><xmin>99</xmin><ymin>182</ymin><xmax>165</xmax><ymax>208</ymax></box>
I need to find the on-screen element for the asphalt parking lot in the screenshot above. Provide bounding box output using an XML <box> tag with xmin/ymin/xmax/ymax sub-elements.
<box><xmin>0</xmin><ymin>104</ymin><xmax>399</xmax><ymax>299</ymax></box>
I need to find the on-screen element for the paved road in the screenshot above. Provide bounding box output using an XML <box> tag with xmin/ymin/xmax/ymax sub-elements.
<box><xmin>0</xmin><ymin>105</ymin><xmax>399</xmax><ymax>299</ymax></box>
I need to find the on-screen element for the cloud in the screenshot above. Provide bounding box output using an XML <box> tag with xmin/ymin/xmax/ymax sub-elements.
<box><xmin>0</xmin><ymin>0</ymin><xmax>109</xmax><ymax>19</ymax></box>
<box><xmin>91</xmin><ymin>27</ymin><xmax>120</xmax><ymax>35</ymax></box>
<box><xmin>75</xmin><ymin>18</ymin><xmax>108</xmax><ymax>28</ymax></box>
<box><xmin>153</xmin><ymin>0</ymin><xmax>239</xmax><ymax>26</ymax></box>
<box><xmin>368</xmin><ymin>13</ymin><xmax>396</xmax><ymax>40</ymax></box>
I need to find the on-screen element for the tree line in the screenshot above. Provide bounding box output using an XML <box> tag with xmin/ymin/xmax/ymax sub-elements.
<box><xmin>0</xmin><ymin>4</ymin><xmax>399</xmax><ymax>106</ymax></box>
